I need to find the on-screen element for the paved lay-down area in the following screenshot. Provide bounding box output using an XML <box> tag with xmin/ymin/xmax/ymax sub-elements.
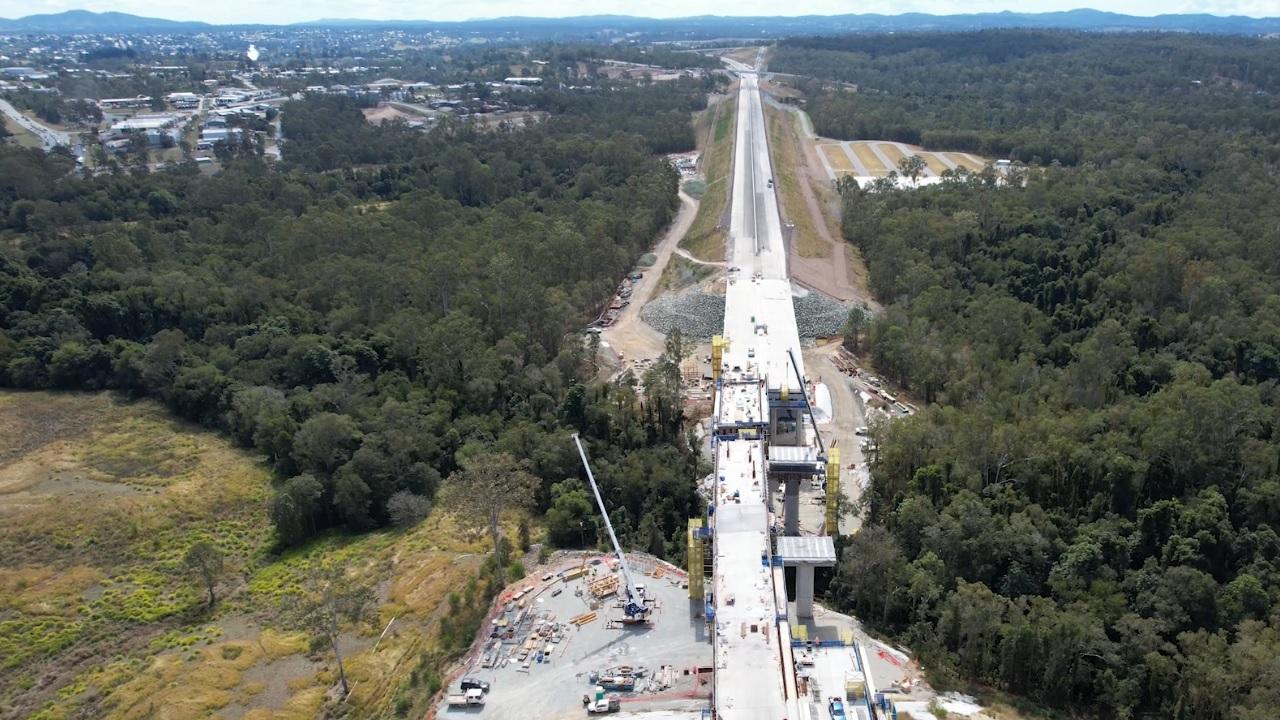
<box><xmin>436</xmin><ymin>555</ymin><xmax>711</xmax><ymax>719</ymax></box>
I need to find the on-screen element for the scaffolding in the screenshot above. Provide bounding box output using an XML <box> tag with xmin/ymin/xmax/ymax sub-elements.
<box><xmin>687</xmin><ymin>518</ymin><xmax>705</xmax><ymax>600</ymax></box>
<box><xmin>711</xmin><ymin>335</ymin><xmax>728</xmax><ymax>381</ymax></box>
<box><xmin>825</xmin><ymin>446</ymin><xmax>840</xmax><ymax>535</ymax></box>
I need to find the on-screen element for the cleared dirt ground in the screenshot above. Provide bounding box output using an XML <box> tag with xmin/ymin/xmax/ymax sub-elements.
<box><xmin>763</xmin><ymin>97</ymin><xmax>875</xmax><ymax>306</ymax></box>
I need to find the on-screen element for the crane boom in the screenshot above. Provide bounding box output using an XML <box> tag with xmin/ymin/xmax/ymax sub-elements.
<box><xmin>572</xmin><ymin>434</ymin><xmax>650</xmax><ymax>619</ymax></box>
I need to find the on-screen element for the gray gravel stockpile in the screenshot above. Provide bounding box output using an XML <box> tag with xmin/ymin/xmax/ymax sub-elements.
<box><xmin>640</xmin><ymin>284</ymin><xmax>853</xmax><ymax>341</ymax></box>
<box><xmin>793</xmin><ymin>290</ymin><xmax>853</xmax><ymax>338</ymax></box>
<box><xmin>640</xmin><ymin>290</ymin><xmax>725</xmax><ymax>339</ymax></box>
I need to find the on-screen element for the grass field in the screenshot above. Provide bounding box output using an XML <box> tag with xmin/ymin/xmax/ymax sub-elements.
<box><xmin>0</xmin><ymin>391</ymin><xmax>493</xmax><ymax>720</ymax></box>
<box><xmin>949</xmin><ymin>152</ymin><xmax>988</xmax><ymax>172</ymax></box>
<box><xmin>921</xmin><ymin>152</ymin><xmax>950</xmax><ymax>176</ymax></box>
<box><xmin>819</xmin><ymin>144</ymin><xmax>854</xmax><ymax>171</ymax></box>
<box><xmin>2</xmin><ymin>116</ymin><xmax>42</xmax><ymax>149</ymax></box>
<box><xmin>877</xmin><ymin>142</ymin><xmax>908</xmax><ymax>170</ymax></box>
<box><xmin>850</xmin><ymin>142</ymin><xmax>886</xmax><ymax>174</ymax></box>
<box><xmin>766</xmin><ymin>104</ymin><xmax>827</xmax><ymax>258</ymax></box>
<box><xmin>680</xmin><ymin>92</ymin><xmax>737</xmax><ymax>262</ymax></box>
<box><xmin>660</xmin><ymin>254</ymin><xmax>717</xmax><ymax>290</ymax></box>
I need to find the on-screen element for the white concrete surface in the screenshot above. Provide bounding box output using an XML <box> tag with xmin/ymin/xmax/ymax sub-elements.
<box><xmin>721</xmin><ymin>72</ymin><xmax>805</xmax><ymax>390</ymax></box>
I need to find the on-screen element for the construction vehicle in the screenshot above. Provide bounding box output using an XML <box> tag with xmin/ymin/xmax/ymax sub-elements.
<box><xmin>597</xmin><ymin>675</ymin><xmax>635</xmax><ymax>691</ymax></box>
<box><xmin>583</xmin><ymin>686</ymin><xmax>621</xmax><ymax>714</ymax></box>
<box><xmin>446</xmin><ymin>688</ymin><xmax>485</xmax><ymax>707</ymax></box>
<box><xmin>586</xmin><ymin>697</ymin><xmax>621</xmax><ymax>714</ymax></box>
<box><xmin>572</xmin><ymin>434</ymin><xmax>651</xmax><ymax>623</ymax></box>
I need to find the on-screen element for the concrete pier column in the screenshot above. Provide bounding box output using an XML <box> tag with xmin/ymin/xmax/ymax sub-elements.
<box><xmin>796</xmin><ymin>565</ymin><xmax>816</xmax><ymax>618</ymax></box>
<box><xmin>784</xmin><ymin>477</ymin><xmax>800</xmax><ymax>535</ymax></box>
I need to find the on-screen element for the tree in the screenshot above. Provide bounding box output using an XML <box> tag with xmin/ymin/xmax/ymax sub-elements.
<box><xmin>286</xmin><ymin>567</ymin><xmax>375</xmax><ymax>698</ymax></box>
<box><xmin>437</xmin><ymin>452</ymin><xmax>539</xmax><ymax>577</ymax></box>
<box><xmin>897</xmin><ymin>154</ymin><xmax>926</xmax><ymax>186</ymax></box>
<box><xmin>842</xmin><ymin>306</ymin><xmax>869</xmax><ymax>352</ymax></box>
<box><xmin>291</xmin><ymin>413</ymin><xmax>361</xmax><ymax>476</ymax></box>
<box><xmin>386</xmin><ymin>490</ymin><xmax>429</xmax><ymax>527</ymax></box>
<box><xmin>184</xmin><ymin>541</ymin><xmax>224</xmax><ymax>610</ymax></box>
<box><xmin>546</xmin><ymin>479</ymin><xmax>598</xmax><ymax>547</ymax></box>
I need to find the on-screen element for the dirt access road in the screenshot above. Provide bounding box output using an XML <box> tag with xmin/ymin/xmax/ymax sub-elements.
<box><xmin>805</xmin><ymin>342</ymin><xmax>869</xmax><ymax>534</ymax></box>
<box><xmin>600</xmin><ymin>190</ymin><xmax>698</xmax><ymax>363</ymax></box>
<box><xmin>763</xmin><ymin>92</ymin><xmax>875</xmax><ymax>307</ymax></box>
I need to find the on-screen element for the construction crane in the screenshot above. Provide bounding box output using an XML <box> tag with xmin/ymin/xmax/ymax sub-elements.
<box><xmin>572</xmin><ymin>434</ymin><xmax>651</xmax><ymax>623</ymax></box>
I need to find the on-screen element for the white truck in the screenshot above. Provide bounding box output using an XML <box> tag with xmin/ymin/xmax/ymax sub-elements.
<box><xmin>586</xmin><ymin>697</ymin><xmax>620</xmax><ymax>714</ymax></box>
<box><xmin>447</xmin><ymin>688</ymin><xmax>485</xmax><ymax>708</ymax></box>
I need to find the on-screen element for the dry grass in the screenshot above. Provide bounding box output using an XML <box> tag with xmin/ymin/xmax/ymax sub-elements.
<box><xmin>877</xmin><ymin>142</ymin><xmax>908</xmax><ymax>169</ymax></box>
<box><xmin>725</xmin><ymin>47</ymin><xmax>760</xmax><ymax>67</ymax></box>
<box><xmin>820</xmin><ymin>144</ymin><xmax>854</xmax><ymax>171</ymax></box>
<box><xmin>850</xmin><ymin>142</ymin><xmax>887</xmax><ymax>174</ymax></box>
<box><xmin>949</xmin><ymin>152</ymin><xmax>988</xmax><ymax>172</ymax></box>
<box><xmin>680</xmin><ymin>91</ymin><xmax>737</xmax><ymax>262</ymax></box>
<box><xmin>3</xmin><ymin>391</ymin><xmax>495</xmax><ymax>720</ymax></box>
<box><xmin>765</xmin><ymin>104</ymin><xmax>827</xmax><ymax>258</ymax></box>
<box><xmin>2</xmin><ymin>116</ymin><xmax>43</xmax><ymax>149</ymax></box>
<box><xmin>921</xmin><ymin>152</ymin><xmax>951</xmax><ymax>176</ymax></box>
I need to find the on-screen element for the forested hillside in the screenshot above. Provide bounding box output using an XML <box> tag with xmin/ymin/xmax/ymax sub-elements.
<box><xmin>774</xmin><ymin>31</ymin><xmax>1280</xmax><ymax>166</ymax></box>
<box><xmin>814</xmin><ymin>30</ymin><xmax>1280</xmax><ymax>720</ymax></box>
<box><xmin>0</xmin><ymin>92</ymin><xmax>702</xmax><ymax>559</ymax></box>
<box><xmin>280</xmin><ymin>81</ymin><xmax>712</xmax><ymax>170</ymax></box>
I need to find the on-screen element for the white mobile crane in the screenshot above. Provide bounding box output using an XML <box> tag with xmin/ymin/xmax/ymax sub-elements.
<box><xmin>572</xmin><ymin>434</ymin><xmax>651</xmax><ymax>623</ymax></box>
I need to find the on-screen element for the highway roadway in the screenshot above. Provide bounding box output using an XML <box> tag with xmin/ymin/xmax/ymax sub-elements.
<box><xmin>0</xmin><ymin>98</ymin><xmax>73</xmax><ymax>152</ymax></box>
<box><xmin>722</xmin><ymin>65</ymin><xmax>805</xmax><ymax>389</ymax></box>
<box><xmin>712</xmin><ymin>53</ymin><xmax>811</xmax><ymax>720</ymax></box>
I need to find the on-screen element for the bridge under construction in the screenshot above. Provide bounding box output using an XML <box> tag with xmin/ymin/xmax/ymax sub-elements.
<box><xmin>687</xmin><ymin>64</ymin><xmax>882</xmax><ymax>720</ymax></box>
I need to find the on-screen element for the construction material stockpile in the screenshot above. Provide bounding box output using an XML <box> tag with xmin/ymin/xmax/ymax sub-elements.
<box><xmin>641</xmin><ymin>290</ymin><xmax>726</xmax><ymax>339</ymax></box>
<box><xmin>793</xmin><ymin>291</ymin><xmax>854</xmax><ymax>338</ymax></box>
<box><xmin>640</xmin><ymin>287</ymin><xmax>853</xmax><ymax>341</ymax></box>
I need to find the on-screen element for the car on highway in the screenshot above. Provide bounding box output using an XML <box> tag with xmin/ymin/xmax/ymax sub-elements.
<box><xmin>855</xmin><ymin>426</ymin><xmax>869</xmax><ymax>436</ymax></box>
<box><xmin>829</xmin><ymin>697</ymin><xmax>847</xmax><ymax>719</ymax></box>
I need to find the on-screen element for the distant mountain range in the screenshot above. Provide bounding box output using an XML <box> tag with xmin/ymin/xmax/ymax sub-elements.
<box><xmin>1</xmin><ymin>8</ymin><xmax>1278</xmax><ymax>36</ymax></box>
<box><xmin>0</xmin><ymin>9</ymin><xmax>211</xmax><ymax>33</ymax></box>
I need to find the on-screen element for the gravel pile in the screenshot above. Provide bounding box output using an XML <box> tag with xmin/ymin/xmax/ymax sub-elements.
<box><xmin>640</xmin><ymin>285</ymin><xmax>852</xmax><ymax>342</ymax></box>
<box><xmin>794</xmin><ymin>289</ymin><xmax>853</xmax><ymax>338</ymax></box>
<box><xmin>640</xmin><ymin>290</ymin><xmax>725</xmax><ymax>339</ymax></box>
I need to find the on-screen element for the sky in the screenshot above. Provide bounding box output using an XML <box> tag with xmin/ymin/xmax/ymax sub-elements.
<box><xmin>2</xmin><ymin>0</ymin><xmax>1277</xmax><ymax>25</ymax></box>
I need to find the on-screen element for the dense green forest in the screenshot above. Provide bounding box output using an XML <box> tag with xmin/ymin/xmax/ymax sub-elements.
<box><xmin>774</xmin><ymin>31</ymin><xmax>1280</xmax><ymax>166</ymax></box>
<box><xmin>815</xmin><ymin>32</ymin><xmax>1280</xmax><ymax>719</ymax></box>
<box><xmin>280</xmin><ymin>82</ymin><xmax>710</xmax><ymax>171</ymax></box>
<box><xmin>0</xmin><ymin>89</ymin><xmax>703</xmax><ymax>560</ymax></box>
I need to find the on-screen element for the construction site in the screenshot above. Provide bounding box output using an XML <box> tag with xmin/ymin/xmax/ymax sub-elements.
<box><xmin>438</xmin><ymin>54</ymin><xmax>957</xmax><ymax>720</ymax></box>
<box><xmin>434</xmin><ymin>550</ymin><xmax>713</xmax><ymax>719</ymax></box>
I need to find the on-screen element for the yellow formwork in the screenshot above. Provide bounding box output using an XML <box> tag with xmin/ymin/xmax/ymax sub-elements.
<box><xmin>825</xmin><ymin>447</ymin><xmax>840</xmax><ymax>534</ymax></box>
<box><xmin>711</xmin><ymin>335</ymin><xmax>728</xmax><ymax>381</ymax></box>
<box><xmin>687</xmin><ymin>518</ymin><xmax>705</xmax><ymax>600</ymax></box>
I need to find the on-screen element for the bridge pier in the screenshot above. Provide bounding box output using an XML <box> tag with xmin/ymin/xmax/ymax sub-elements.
<box><xmin>776</xmin><ymin>536</ymin><xmax>837</xmax><ymax>621</ymax></box>
<box><xmin>795</xmin><ymin>564</ymin><xmax>816</xmax><ymax>618</ymax></box>
<box><xmin>784</xmin><ymin>477</ymin><xmax>800</xmax><ymax>535</ymax></box>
